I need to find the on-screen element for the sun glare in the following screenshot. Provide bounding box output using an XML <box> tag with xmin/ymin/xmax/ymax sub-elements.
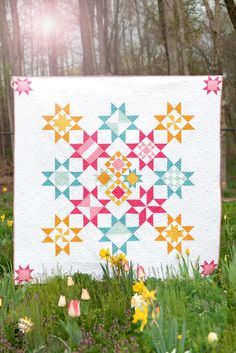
<box><xmin>41</xmin><ymin>16</ymin><xmax>56</xmax><ymax>35</ymax></box>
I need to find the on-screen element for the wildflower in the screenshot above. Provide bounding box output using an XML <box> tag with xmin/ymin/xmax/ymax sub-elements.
<box><xmin>2</xmin><ymin>186</ymin><xmax>7</xmax><ymax>192</ymax></box>
<box><xmin>137</xmin><ymin>265</ymin><xmax>145</xmax><ymax>280</ymax></box>
<box><xmin>132</xmin><ymin>281</ymin><xmax>145</xmax><ymax>294</ymax></box>
<box><xmin>0</xmin><ymin>214</ymin><xmax>5</xmax><ymax>222</ymax></box>
<box><xmin>18</xmin><ymin>317</ymin><xmax>33</xmax><ymax>334</ymax></box>
<box><xmin>151</xmin><ymin>306</ymin><xmax>160</xmax><ymax>320</ymax></box>
<box><xmin>81</xmin><ymin>288</ymin><xmax>90</xmax><ymax>300</ymax></box>
<box><xmin>142</xmin><ymin>287</ymin><xmax>156</xmax><ymax>303</ymax></box>
<box><xmin>99</xmin><ymin>248</ymin><xmax>110</xmax><ymax>261</ymax></box>
<box><xmin>185</xmin><ymin>248</ymin><xmax>190</xmax><ymax>256</ymax></box>
<box><xmin>68</xmin><ymin>300</ymin><xmax>80</xmax><ymax>317</ymax></box>
<box><xmin>207</xmin><ymin>332</ymin><xmax>218</xmax><ymax>343</ymax></box>
<box><xmin>132</xmin><ymin>304</ymin><xmax>148</xmax><ymax>331</ymax></box>
<box><xmin>124</xmin><ymin>260</ymin><xmax>130</xmax><ymax>272</ymax></box>
<box><xmin>7</xmin><ymin>220</ymin><xmax>13</xmax><ymax>227</ymax></box>
<box><xmin>0</xmin><ymin>297</ymin><xmax>2</xmax><ymax>307</ymax></box>
<box><xmin>67</xmin><ymin>276</ymin><xmax>74</xmax><ymax>286</ymax></box>
<box><xmin>131</xmin><ymin>293</ymin><xmax>145</xmax><ymax>309</ymax></box>
<box><xmin>58</xmin><ymin>295</ymin><xmax>66</xmax><ymax>307</ymax></box>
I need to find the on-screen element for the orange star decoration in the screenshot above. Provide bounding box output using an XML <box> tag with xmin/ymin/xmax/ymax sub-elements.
<box><xmin>42</xmin><ymin>104</ymin><xmax>83</xmax><ymax>143</ymax></box>
<box><xmin>155</xmin><ymin>214</ymin><xmax>194</xmax><ymax>254</ymax></box>
<box><xmin>154</xmin><ymin>103</ymin><xmax>194</xmax><ymax>143</ymax></box>
<box><xmin>42</xmin><ymin>215</ymin><xmax>82</xmax><ymax>256</ymax></box>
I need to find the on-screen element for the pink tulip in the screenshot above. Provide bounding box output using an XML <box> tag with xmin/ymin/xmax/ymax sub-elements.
<box><xmin>124</xmin><ymin>260</ymin><xmax>130</xmax><ymax>272</ymax></box>
<box><xmin>68</xmin><ymin>300</ymin><xmax>80</xmax><ymax>317</ymax></box>
<box><xmin>137</xmin><ymin>265</ymin><xmax>145</xmax><ymax>280</ymax></box>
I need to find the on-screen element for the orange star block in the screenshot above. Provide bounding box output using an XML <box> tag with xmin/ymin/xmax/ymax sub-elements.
<box><xmin>42</xmin><ymin>104</ymin><xmax>83</xmax><ymax>143</ymax></box>
<box><xmin>42</xmin><ymin>215</ymin><xmax>82</xmax><ymax>256</ymax></box>
<box><xmin>155</xmin><ymin>214</ymin><xmax>194</xmax><ymax>254</ymax></box>
<box><xmin>154</xmin><ymin>103</ymin><xmax>194</xmax><ymax>143</ymax></box>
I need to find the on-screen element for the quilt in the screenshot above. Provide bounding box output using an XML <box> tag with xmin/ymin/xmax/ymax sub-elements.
<box><xmin>13</xmin><ymin>76</ymin><xmax>222</xmax><ymax>283</ymax></box>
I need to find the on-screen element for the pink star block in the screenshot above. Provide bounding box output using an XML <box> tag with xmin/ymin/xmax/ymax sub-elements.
<box><xmin>203</xmin><ymin>76</ymin><xmax>222</xmax><ymax>95</ymax></box>
<box><xmin>12</xmin><ymin>77</ymin><xmax>33</xmax><ymax>95</ymax></box>
<box><xmin>200</xmin><ymin>260</ymin><xmax>217</xmax><ymax>276</ymax></box>
<box><xmin>15</xmin><ymin>265</ymin><xmax>34</xmax><ymax>284</ymax></box>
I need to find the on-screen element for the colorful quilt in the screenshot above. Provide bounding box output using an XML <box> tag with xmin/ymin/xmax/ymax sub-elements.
<box><xmin>13</xmin><ymin>76</ymin><xmax>222</xmax><ymax>283</ymax></box>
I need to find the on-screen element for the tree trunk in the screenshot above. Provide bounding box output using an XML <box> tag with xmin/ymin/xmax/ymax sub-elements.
<box><xmin>224</xmin><ymin>0</ymin><xmax>236</xmax><ymax>30</ymax></box>
<box><xmin>175</xmin><ymin>0</ymin><xmax>189</xmax><ymax>75</ymax></box>
<box><xmin>9</xmin><ymin>0</ymin><xmax>22</xmax><ymax>75</ymax></box>
<box><xmin>161</xmin><ymin>0</ymin><xmax>179</xmax><ymax>74</ymax></box>
<box><xmin>78</xmin><ymin>0</ymin><xmax>97</xmax><ymax>75</ymax></box>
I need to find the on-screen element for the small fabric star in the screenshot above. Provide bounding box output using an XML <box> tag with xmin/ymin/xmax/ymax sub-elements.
<box><xmin>203</xmin><ymin>76</ymin><xmax>222</xmax><ymax>95</ymax></box>
<box><xmin>15</xmin><ymin>265</ymin><xmax>34</xmax><ymax>284</ymax></box>
<box><xmin>200</xmin><ymin>260</ymin><xmax>217</xmax><ymax>276</ymax></box>
<box><xmin>12</xmin><ymin>78</ymin><xmax>33</xmax><ymax>95</ymax></box>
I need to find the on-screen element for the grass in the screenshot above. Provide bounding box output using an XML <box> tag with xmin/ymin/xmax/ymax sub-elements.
<box><xmin>0</xmin><ymin>190</ymin><xmax>236</xmax><ymax>353</ymax></box>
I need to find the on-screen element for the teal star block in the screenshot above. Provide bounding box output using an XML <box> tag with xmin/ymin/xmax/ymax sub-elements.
<box><xmin>42</xmin><ymin>158</ymin><xmax>82</xmax><ymax>199</ymax></box>
<box><xmin>155</xmin><ymin>158</ymin><xmax>194</xmax><ymax>199</ymax></box>
<box><xmin>98</xmin><ymin>103</ymin><xmax>139</xmax><ymax>142</ymax></box>
<box><xmin>99</xmin><ymin>215</ymin><xmax>139</xmax><ymax>254</ymax></box>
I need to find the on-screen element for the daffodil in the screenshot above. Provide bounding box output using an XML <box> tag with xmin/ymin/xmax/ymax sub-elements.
<box><xmin>132</xmin><ymin>281</ymin><xmax>145</xmax><ymax>294</ymax></box>
<box><xmin>132</xmin><ymin>304</ymin><xmax>148</xmax><ymax>331</ymax></box>
<box><xmin>142</xmin><ymin>287</ymin><xmax>156</xmax><ymax>303</ymax></box>
<box><xmin>7</xmin><ymin>220</ymin><xmax>13</xmax><ymax>227</ymax></box>
<box><xmin>99</xmin><ymin>248</ymin><xmax>110</xmax><ymax>261</ymax></box>
<box><xmin>0</xmin><ymin>214</ymin><xmax>5</xmax><ymax>222</ymax></box>
<box><xmin>2</xmin><ymin>186</ymin><xmax>7</xmax><ymax>193</ymax></box>
<box><xmin>18</xmin><ymin>317</ymin><xmax>33</xmax><ymax>334</ymax></box>
<box><xmin>109</xmin><ymin>255</ymin><xmax>117</xmax><ymax>266</ymax></box>
<box><xmin>131</xmin><ymin>293</ymin><xmax>145</xmax><ymax>309</ymax></box>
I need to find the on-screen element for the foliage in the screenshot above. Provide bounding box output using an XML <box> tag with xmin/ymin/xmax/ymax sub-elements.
<box><xmin>0</xmin><ymin>191</ymin><xmax>236</xmax><ymax>352</ymax></box>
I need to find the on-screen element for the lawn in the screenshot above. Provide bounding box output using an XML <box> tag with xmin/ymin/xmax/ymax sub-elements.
<box><xmin>0</xmin><ymin>190</ymin><xmax>236</xmax><ymax>353</ymax></box>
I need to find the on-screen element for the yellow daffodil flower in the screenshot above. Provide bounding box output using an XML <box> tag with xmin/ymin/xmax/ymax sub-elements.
<box><xmin>2</xmin><ymin>186</ymin><xmax>7</xmax><ymax>193</ymax></box>
<box><xmin>132</xmin><ymin>304</ymin><xmax>148</xmax><ymax>331</ymax></box>
<box><xmin>0</xmin><ymin>214</ymin><xmax>5</xmax><ymax>222</ymax></box>
<box><xmin>7</xmin><ymin>220</ymin><xmax>13</xmax><ymax>227</ymax></box>
<box><xmin>142</xmin><ymin>287</ymin><xmax>156</xmax><ymax>303</ymax></box>
<box><xmin>132</xmin><ymin>281</ymin><xmax>145</xmax><ymax>294</ymax></box>
<box><xmin>99</xmin><ymin>248</ymin><xmax>111</xmax><ymax>261</ymax></box>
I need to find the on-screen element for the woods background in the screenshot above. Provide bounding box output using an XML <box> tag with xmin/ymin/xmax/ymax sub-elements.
<box><xmin>0</xmin><ymin>0</ymin><xmax>235</xmax><ymax>188</ymax></box>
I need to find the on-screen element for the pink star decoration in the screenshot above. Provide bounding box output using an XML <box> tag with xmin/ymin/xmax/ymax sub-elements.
<box><xmin>12</xmin><ymin>77</ymin><xmax>33</xmax><ymax>95</ymax></box>
<box><xmin>203</xmin><ymin>76</ymin><xmax>222</xmax><ymax>95</ymax></box>
<box><xmin>200</xmin><ymin>260</ymin><xmax>217</xmax><ymax>276</ymax></box>
<box><xmin>15</xmin><ymin>265</ymin><xmax>34</xmax><ymax>284</ymax></box>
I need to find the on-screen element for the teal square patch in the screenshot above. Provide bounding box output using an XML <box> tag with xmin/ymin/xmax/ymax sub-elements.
<box><xmin>55</xmin><ymin>172</ymin><xmax>69</xmax><ymax>186</ymax></box>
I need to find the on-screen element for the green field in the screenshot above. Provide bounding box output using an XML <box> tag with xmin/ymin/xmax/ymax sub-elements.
<box><xmin>0</xmin><ymin>191</ymin><xmax>236</xmax><ymax>353</ymax></box>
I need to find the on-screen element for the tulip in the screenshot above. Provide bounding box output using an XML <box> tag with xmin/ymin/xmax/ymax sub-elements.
<box><xmin>185</xmin><ymin>248</ymin><xmax>190</xmax><ymax>256</ymax></box>
<box><xmin>124</xmin><ymin>260</ymin><xmax>130</xmax><ymax>272</ymax></box>
<box><xmin>68</xmin><ymin>300</ymin><xmax>80</xmax><ymax>317</ymax></box>
<box><xmin>81</xmin><ymin>288</ymin><xmax>90</xmax><ymax>300</ymax></box>
<box><xmin>137</xmin><ymin>265</ymin><xmax>145</xmax><ymax>280</ymax></box>
<box><xmin>67</xmin><ymin>276</ymin><xmax>74</xmax><ymax>287</ymax></box>
<box><xmin>207</xmin><ymin>332</ymin><xmax>218</xmax><ymax>343</ymax></box>
<box><xmin>58</xmin><ymin>295</ymin><xmax>66</xmax><ymax>307</ymax></box>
